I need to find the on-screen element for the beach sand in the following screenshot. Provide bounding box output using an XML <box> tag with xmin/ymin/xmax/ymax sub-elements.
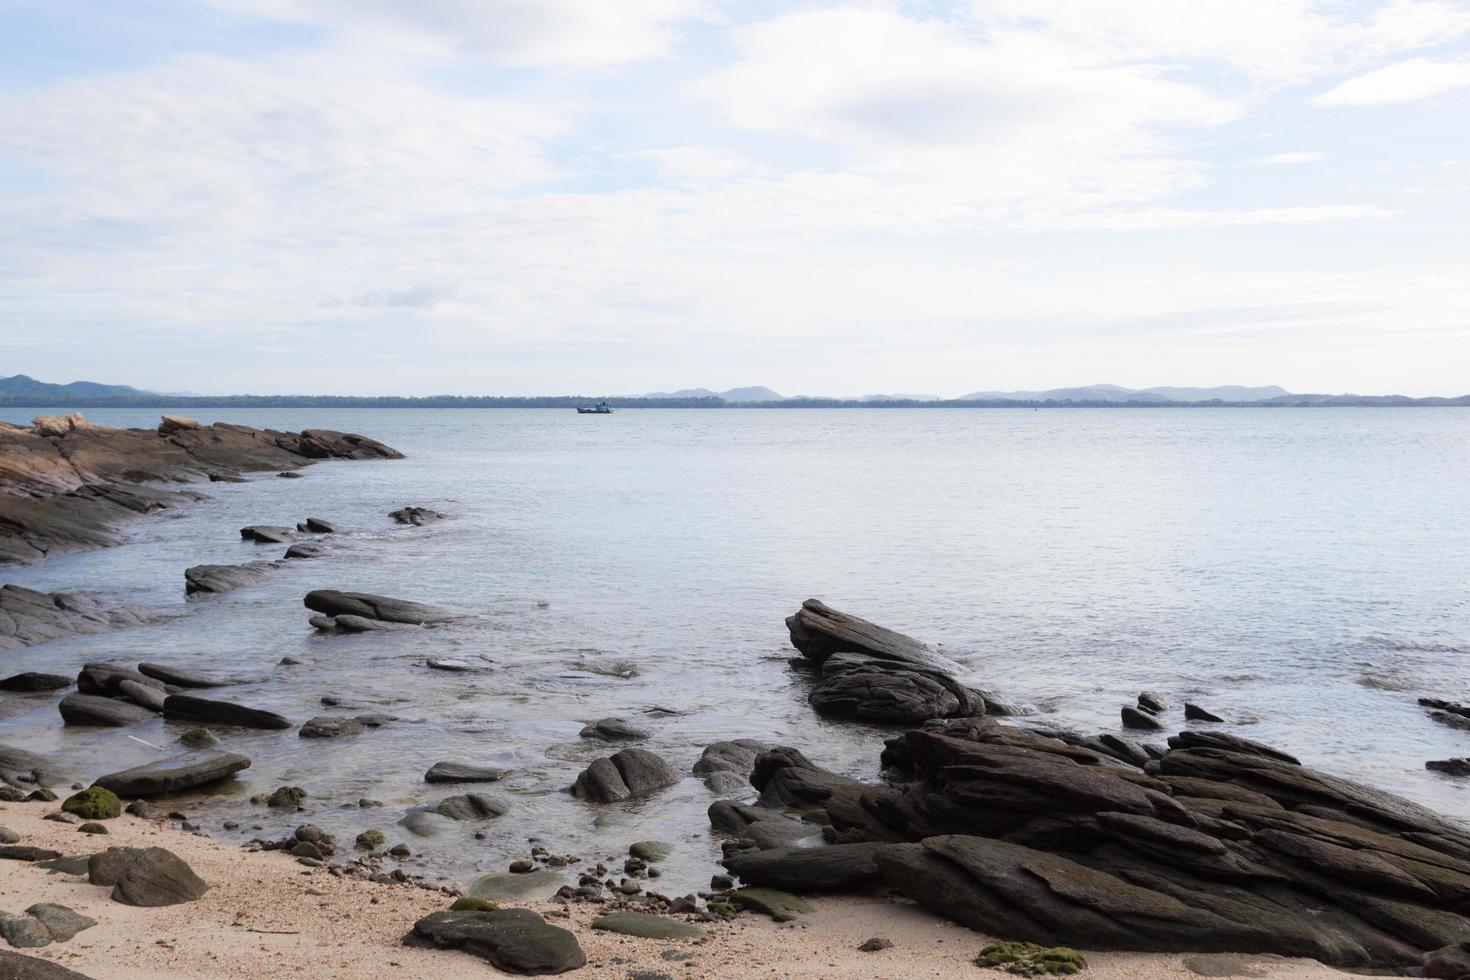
<box><xmin>0</xmin><ymin>801</ymin><xmax>1349</xmax><ymax>979</ymax></box>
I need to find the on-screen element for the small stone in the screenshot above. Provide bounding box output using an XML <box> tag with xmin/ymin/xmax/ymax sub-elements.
<box><xmin>710</xmin><ymin>874</ymin><xmax>733</xmax><ymax>891</ymax></box>
<box><xmin>355</xmin><ymin>830</ymin><xmax>385</xmax><ymax>850</ymax></box>
<box><xmin>178</xmin><ymin>728</ymin><xmax>221</xmax><ymax>749</ymax></box>
<box><xmin>509</xmin><ymin>860</ymin><xmax>535</xmax><ymax>874</ymax></box>
<box><xmin>125</xmin><ymin>800</ymin><xmax>151</xmax><ymax>818</ymax></box>
<box><xmin>859</xmin><ymin>937</ymin><xmax>894</xmax><ymax>952</ymax></box>
<box><xmin>0</xmin><ymin>828</ymin><xmax>17</xmax><ymax>844</ymax></box>
<box><xmin>389</xmin><ymin>844</ymin><xmax>411</xmax><ymax>857</ymax></box>
<box><xmin>77</xmin><ymin>822</ymin><xmax>109</xmax><ymax>835</ymax></box>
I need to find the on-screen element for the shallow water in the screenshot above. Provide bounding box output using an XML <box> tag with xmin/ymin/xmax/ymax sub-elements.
<box><xmin>2</xmin><ymin>407</ymin><xmax>1469</xmax><ymax>891</ymax></box>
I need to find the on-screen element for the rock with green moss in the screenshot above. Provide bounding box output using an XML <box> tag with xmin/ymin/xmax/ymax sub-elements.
<box><xmin>266</xmin><ymin>786</ymin><xmax>306</xmax><ymax>809</ymax></box>
<box><xmin>450</xmin><ymin>897</ymin><xmax>498</xmax><ymax>912</ymax></box>
<box><xmin>77</xmin><ymin>822</ymin><xmax>109</xmax><ymax>835</ymax></box>
<box><xmin>61</xmin><ymin>787</ymin><xmax>121</xmax><ymax>820</ymax></box>
<box><xmin>355</xmin><ymin>830</ymin><xmax>385</xmax><ymax>850</ymax></box>
<box><xmin>728</xmin><ymin>887</ymin><xmax>812</xmax><ymax>922</ymax></box>
<box><xmin>591</xmin><ymin>911</ymin><xmax>705</xmax><ymax>940</ymax></box>
<box><xmin>706</xmin><ymin>901</ymin><xmax>736</xmax><ymax>919</ymax></box>
<box><xmin>975</xmin><ymin>942</ymin><xmax>1087</xmax><ymax>976</ymax></box>
<box><xmin>628</xmin><ymin>841</ymin><xmax>672</xmax><ymax>862</ymax></box>
<box><xmin>0</xmin><ymin>827</ymin><xmax>17</xmax><ymax>844</ymax></box>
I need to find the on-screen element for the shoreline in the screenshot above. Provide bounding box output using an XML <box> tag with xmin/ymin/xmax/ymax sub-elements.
<box><xmin>0</xmin><ymin>801</ymin><xmax>1348</xmax><ymax>979</ymax></box>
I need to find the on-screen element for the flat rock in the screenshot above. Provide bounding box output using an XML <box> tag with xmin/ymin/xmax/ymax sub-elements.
<box><xmin>694</xmin><ymin>740</ymin><xmax>769</xmax><ymax>776</ymax></box>
<box><xmin>92</xmin><ymin>751</ymin><xmax>250</xmax><ymax>797</ymax></box>
<box><xmin>590</xmin><ymin>912</ymin><xmax>705</xmax><ymax>941</ymax></box>
<box><xmin>184</xmin><ymin>562</ymin><xmax>277</xmax><ymax>596</ymax></box>
<box><xmin>283</xmin><ymin>543</ymin><xmax>327</xmax><ymax>560</ymax></box>
<box><xmin>110</xmin><ymin>847</ymin><xmax>208</xmax><ymax>906</ymax></box>
<box><xmin>76</xmin><ymin>663</ymin><xmax>161</xmax><ymax>697</ymax></box>
<box><xmin>57</xmin><ymin>693</ymin><xmax>155</xmax><ymax>727</ymax></box>
<box><xmin>0</xmin><ymin>847</ymin><xmax>62</xmax><ymax>863</ymax></box>
<box><xmin>162</xmin><ymin>694</ymin><xmax>291</xmax><ymax>730</ymax></box>
<box><xmin>239</xmin><ymin>526</ymin><xmax>296</xmax><ymax>544</ymax></box>
<box><xmin>467</xmin><ymin>869</ymin><xmax>567</xmax><ymax>903</ymax></box>
<box><xmin>303</xmin><ymin>590</ymin><xmax>454</xmax><ymax>625</ymax></box>
<box><xmin>724</xmin><ymin>843</ymin><xmax>890</xmax><ymax>891</ymax></box>
<box><xmin>137</xmin><ymin>663</ymin><xmax>236</xmax><ymax>689</ymax></box>
<box><xmin>425</xmin><ymin>762</ymin><xmax>512</xmax><ymax>784</ymax></box>
<box><xmin>23</xmin><ymin>904</ymin><xmax>94</xmax><ymax>942</ymax></box>
<box><xmin>728</xmin><ymin>887</ymin><xmax>813</xmax><ymax>922</ymax></box>
<box><xmin>408</xmin><ymin>908</ymin><xmax>584</xmax><ymax>975</ymax></box>
<box><xmin>571</xmin><ymin>749</ymin><xmax>679</xmax><ymax>803</ymax></box>
<box><xmin>0</xmin><ymin>585</ymin><xmax>152</xmax><ymax>653</ymax></box>
<box><xmin>579</xmin><ymin>717</ymin><xmax>651</xmax><ymax>741</ymax></box>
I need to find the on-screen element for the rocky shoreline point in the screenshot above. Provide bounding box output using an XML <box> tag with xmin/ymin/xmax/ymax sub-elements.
<box><xmin>0</xmin><ymin>412</ymin><xmax>402</xmax><ymax>568</ymax></box>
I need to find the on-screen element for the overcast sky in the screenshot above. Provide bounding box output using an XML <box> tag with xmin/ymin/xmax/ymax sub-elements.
<box><xmin>2</xmin><ymin>0</ymin><xmax>1468</xmax><ymax>397</ymax></box>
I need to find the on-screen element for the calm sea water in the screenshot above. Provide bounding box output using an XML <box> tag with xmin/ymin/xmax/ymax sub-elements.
<box><xmin>3</xmin><ymin>407</ymin><xmax>1468</xmax><ymax>889</ymax></box>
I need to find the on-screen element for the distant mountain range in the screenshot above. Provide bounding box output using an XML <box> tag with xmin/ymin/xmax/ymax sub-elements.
<box><xmin>3</xmin><ymin>374</ymin><xmax>1467</xmax><ymax>408</ymax></box>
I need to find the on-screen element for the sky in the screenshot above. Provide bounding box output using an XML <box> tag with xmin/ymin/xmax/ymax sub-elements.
<box><xmin>1</xmin><ymin>0</ymin><xmax>1468</xmax><ymax>397</ymax></box>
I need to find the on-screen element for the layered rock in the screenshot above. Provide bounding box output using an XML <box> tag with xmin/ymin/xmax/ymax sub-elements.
<box><xmin>303</xmin><ymin>590</ymin><xmax>455</xmax><ymax>631</ymax></box>
<box><xmin>0</xmin><ymin>585</ymin><xmax>152</xmax><ymax>653</ymax></box>
<box><xmin>786</xmin><ymin>600</ymin><xmax>1014</xmax><ymax>722</ymax></box>
<box><xmin>184</xmin><ymin>562</ymin><xmax>278</xmax><ymax>596</ymax></box>
<box><xmin>0</xmin><ymin>415</ymin><xmax>401</xmax><ymax>566</ymax></box>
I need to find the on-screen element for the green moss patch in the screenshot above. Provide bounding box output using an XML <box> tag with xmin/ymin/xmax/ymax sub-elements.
<box><xmin>63</xmin><ymin>787</ymin><xmax>121</xmax><ymax>820</ymax></box>
<box><xmin>975</xmin><ymin>942</ymin><xmax>1087</xmax><ymax>976</ymax></box>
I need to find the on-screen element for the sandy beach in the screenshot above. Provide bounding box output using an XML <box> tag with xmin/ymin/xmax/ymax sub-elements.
<box><xmin>0</xmin><ymin>801</ymin><xmax>1351</xmax><ymax>979</ymax></box>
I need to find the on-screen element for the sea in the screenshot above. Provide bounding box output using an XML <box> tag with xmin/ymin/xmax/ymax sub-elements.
<box><xmin>2</xmin><ymin>406</ymin><xmax>1468</xmax><ymax>891</ymax></box>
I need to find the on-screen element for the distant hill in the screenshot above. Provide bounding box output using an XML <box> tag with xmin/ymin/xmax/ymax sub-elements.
<box><xmin>0</xmin><ymin>374</ymin><xmax>153</xmax><ymax>402</ymax></box>
<box><xmin>960</xmin><ymin>383</ymin><xmax>1290</xmax><ymax>403</ymax></box>
<box><xmin>645</xmin><ymin>385</ymin><xmax>786</xmax><ymax>402</ymax></box>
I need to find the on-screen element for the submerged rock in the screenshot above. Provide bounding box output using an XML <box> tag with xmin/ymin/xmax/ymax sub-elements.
<box><xmin>239</xmin><ymin>526</ymin><xmax>296</xmax><ymax>544</ymax></box>
<box><xmin>390</xmin><ymin>506</ymin><xmax>446</xmax><ymax>526</ymax></box>
<box><xmin>92</xmin><ymin>751</ymin><xmax>250</xmax><ymax>797</ymax></box>
<box><xmin>571</xmin><ymin>749</ymin><xmax>679</xmax><ymax>803</ymax></box>
<box><xmin>299</xmin><ymin>716</ymin><xmax>366</xmax><ymax>739</ymax></box>
<box><xmin>162</xmin><ymin>694</ymin><xmax>291</xmax><ymax>730</ymax></box>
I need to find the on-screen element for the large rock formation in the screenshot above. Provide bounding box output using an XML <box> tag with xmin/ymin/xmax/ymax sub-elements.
<box><xmin>0</xmin><ymin>585</ymin><xmax>152</xmax><ymax>653</ymax></box>
<box><xmin>0</xmin><ymin>415</ymin><xmax>401</xmax><ymax>565</ymax></box>
<box><xmin>786</xmin><ymin>599</ymin><xmax>1015</xmax><ymax>722</ymax></box>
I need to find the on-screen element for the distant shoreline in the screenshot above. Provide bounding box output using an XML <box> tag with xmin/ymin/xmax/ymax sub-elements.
<box><xmin>3</xmin><ymin>396</ymin><xmax>1469</xmax><ymax>409</ymax></box>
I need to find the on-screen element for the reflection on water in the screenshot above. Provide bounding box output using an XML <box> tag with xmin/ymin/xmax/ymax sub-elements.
<box><xmin>2</xmin><ymin>406</ymin><xmax>1469</xmax><ymax>890</ymax></box>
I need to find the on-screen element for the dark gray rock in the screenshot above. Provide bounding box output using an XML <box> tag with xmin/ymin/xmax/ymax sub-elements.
<box><xmin>302</xmin><ymin>590</ymin><xmax>454</xmax><ymax>625</ymax></box>
<box><xmin>571</xmin><ymin>749</ymin><xmax>679</xmax><ymax>803</ymax></box>
<box><xmin>0</xmin><ymin>914</ymin><xmax>50</xmax><ymax>949</ymax></box>
<box><xmin>87</xmin><ymin>847</ymin><xmax>145</xmax><ymax>886</ymax></box>
<box><xmin>408</xmin><ymin>908</ymin><xmax>584</xmax><ymax>975</ymax></box>
<box><xmin>283</xmin><ymin>543</ymin><xmax>327</xmax><ymax>560</ymax></box>
<box><xmin>75</xmin><ymin>663</ymin><xmax>161</xmax><ymax>698</ymax></box>
<box><xmin>1425</xmin><ymin>758</ymin><xmax>1470</xmax><ymax>777</ymax></box>
<box><xmin>92</xmin><ymin>751</ymin><xmax>250</xmax><ymax>797</ymax></box>
<box><xmin>425</xmin><ymin>762</ymin><xmax>511</xmax><ymax>784</ymax></box>
<box><xmin>23</xmin><ymin>905</ymin><xmax>94</xmax><ymax>943</ymax></box>
<box><xmin>116</xmin><ymin>679</ymin><xmax>166</xmax><ymax>712</ymax></box>
<box><xmin>724</xmin><ymin>843</ymin><xmax>890</xmax><ymax>891</ymax></box>
<box><xmin>184</xmin><ymin>562</ymin><xmax>277</xmax><ymax>596</ymax></box>
<box><xmin>0</xmin><ymin>585</ymin><xmax>152</xmax><ymax>654</ymax></box>
<box><xmin>239</xmin><ymin>526</ymin><xmax>296</xmax><ymax>544</ymax></box>
<box><xmin>590</xmin><ymin>912</ymin><xmax>705</xmax><ymax>941</ymax></box>
<box><xmin>162</xmin><ymin>694</ymin><xmax>290</xmax><ymax>730</ymax></box>
<box><xmin>578</xmin><ymin>717</ymin><xmax>651</xmax><ymax>741</ymax></box>
<box><xmin>299</xmin><ymin>716</ymin><xmax>366</xmax><ymax>738</ymax></box>
<box><xmin>694</xmin><ymin>740</ymin><xmax>770</xmax><ymax>776</ymax></box>
<box><xmin>389</xmin><ymin>507</ymin><xmax>446</xmax><ymax>526</ymax></box>
<box><xmin>297</xmin><ymin>518</ymin><xmax>336</xmax><ymax>533</ymax></box>
<box><xmin>110</xmin><ymin>847</ymin><xmax>208</xmax><ymax>906</ymax></box>
<box><xmin>1138</xmin><ymin>691</ymin><xmax>1172</xmax><ymax>713</ymax></box>
<box><xmin>1121</xmin><ymin>705</ymin><xmax>1165</xmax><ymax>731</ymax></box>
<box><xmin>57</xmin><ymin>693</ymin><xmax>155</xmax><ymax>727</ymax></box>
<box><xmin>137</xmin><ymin>663</ymin><xmax>236</xmax><ymax>688</ymax></box>
<box><xmin>0</xmin><ymin>948</ymin><xmax>96</xmax><ymax>978</ymax></box>
<box><xmin>0</xmin><ymin>673</ymin><xmax>71</xmax><ymax>693</ymax></box>
<box><xmin>1185</xmin><ymin>703</ymin><xmax>1225</xmax><ymax>723</ymax></box>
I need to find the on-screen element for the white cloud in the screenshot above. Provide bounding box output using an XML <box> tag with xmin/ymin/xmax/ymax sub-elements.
<box><xmin>1256</xmin><ymin>151</ymin><xmax>1327</xmax><ymax>164</ymax></box>
<box><xmin>1314</xmin><ymin>55</ymin><xmax>1470</xmax><ymax>104</ymax></box>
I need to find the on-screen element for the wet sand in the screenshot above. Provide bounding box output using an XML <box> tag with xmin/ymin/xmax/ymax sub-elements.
<box><xmin>0</xmin><ymin>801</ymin><xmax>1349</xmax><ymax>979</ymax></box>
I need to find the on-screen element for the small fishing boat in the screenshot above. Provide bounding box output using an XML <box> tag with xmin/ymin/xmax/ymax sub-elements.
<box><xmin>576</xmin><ymin>401</ymin><xmax>614</xmax><ymax>414</ymax></box>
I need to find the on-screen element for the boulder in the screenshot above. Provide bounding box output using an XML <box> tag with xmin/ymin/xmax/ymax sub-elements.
<box><xmin>571</xmin><ymin>749</ymin><xmax>679</xmax><ymax>803</ymax></box>
<box><xmin>407</xmin><ymin>908</ymin><xmax>585</xmax><ymax>975</ymax></box>
<box><xmin>724</xmin><ymin>843</ymin><xmax>890</xmax><ymax>891</ymax></box>
<box><xmin>87</xmin><ymin>847</ymin><xmax>145</xmax><ymax>886</ymax></box>
<box><xmin>92</xmin><ymin>751</ymin><xmax>250</xmax><ymax>797</ymax></box>
<box><xmin>693</xmin><ymin>740</ymin><xmax>770</xmax><ymax>776</ymax></box>
<box><xmin>61</xmin><ymin>787</ymin><xmax>120</xmax><ymax>820</ymax></box>
<box><xmin>57</xmin><ymin>693</ymin><xmax>155</xmax><ymax>727</ymax></box>
<box><xmin>1138</xmin><ymin>692</ymin><xmax>1172</xmax><ymax>713</ymax></box>
<box><xmin>425</xmin><ymin>762</ymin><xmax>512</xmax><ymax>784</ymax></box>
<box><xmin>162</xmin><ymin>694</ymin><xmax>291</xmax><ymax>730</ymax></box>
<box><xmin>76</xmin><ymin>663</ymin><xmax>161</xmax><ymax>698</ymax></box>
<box><xmin>303</xmin><ymin>590</ymin><xmax>454</xmax><ymax>625</ymax></box>
<box><xmin>110</xmin><ymin>847</ymin><xmax>208</xmax><ymax>906</ymax></box>
<box><xmin>1121</xmin><ymin>705</ymin><xmax>1165</xmax><ymax>731</ymax></box>
<box><xmin>0</xmin><ymin>673</ymin><xmax>71</xmax><ymax>693</ymax></box>
<box><xmin>0</xmin><ymin>913</ymin><xmax>50</xmax><ymax>949</ymax></box>
<box><xmin>23</xmin><ymin>904</ymin><xmax>95</xmax><ymax>943</ymax></box>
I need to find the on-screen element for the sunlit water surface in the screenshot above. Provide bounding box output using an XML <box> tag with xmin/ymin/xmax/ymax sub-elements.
<box><xmin>3</xmin><ymin>407</ymin><xmax>1468</xmax><ymax>891</ymax></box>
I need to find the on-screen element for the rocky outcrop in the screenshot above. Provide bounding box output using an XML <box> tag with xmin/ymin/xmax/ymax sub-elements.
<box><xmin>571</xmin><ymin>749</ymin><xmax>679</xmax><ymax>803</ymax></box>
<box><xmin>92</xmin><ymin>751</ymin><xmax>250</xmax><ymax>796</ymax></box>
<box><xmin>0</xmin><ymin>415</ymin><xmax>401</xmax><ymax>566</ymax></box>
<box><xmin>184</xmin><ymin>562</ymin><xmax>278</xmax><ymax>596</ymax></box>
<box><xmin>0</xmin><ymin>585</ymin><xmax>152</xmax><ymax>653</ymax></box>
<box><xmin>743</xmin><ymin>717</ymin><xmax>1470</xmax><ymax>970</ymax></box>
<box><xmin>786</xmin><ymin>600</ymin><xmax>1012</xmax><ymax>722</ymax></box>
<box><xmin>303</xmin><ymin>590</ymin><xmax>455</xmax><ymax>630</ymax></box>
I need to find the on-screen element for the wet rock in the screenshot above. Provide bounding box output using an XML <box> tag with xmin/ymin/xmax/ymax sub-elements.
<box><xmin>283</xmin><ymin>543</ymin><xmax>327</xmax><ymax>559</ymax></box>
<box><xmin>629</xmin><ymin>841</ymin><xmax>672</xmax><ymax>862</ymax></box>
<box><xmin>590</xmin><ymin>912</ymin><xmax>705</xmax><ymax>941</ymax></box>
<box><xmin>110</xmin><ymin>847</ymin><xmax>208</xmax><ymax>906</ymax></box>
<box><xmin>184</xmin><ymin>562</ymin><xmax>278</xmax><ymax>596</ymax></box>
<box><xmin>355</xmin><ymin>830</ymin><xmax>385</xmax><ymax>850</ymax></box>
<box><xmin>277</xmin><ymin>470</ymin><xmax>302</xmax><ymax>478</ymax></box>
<box><xmin>0</xmin><ymin>586</ymin><xmax>153</xmax><ymax>654</ymax></box>
<box><xmin>425</xmin><ymin>762</ymin><xmax>512</xmax><ymax>784</ymax></box>
<box><xmin>390</xmin><ymin>506</ymin><xmax>445</xmax><ymax>526</ymax></box>
<box><xmin>1185</xmin><ymin>703</ymin><xmax>1225</xmax><ymax>723</ymax></box>
<box><xmin>703</xmin><ymin>771</ymin><xmax>747</xmax><ymax>794</ymax></box>
<box><xmin>1426</xmin><ymin>759</ymin><xmax>1470</xmax><ymax>777</ymax></box>
<box><xmin>723</xmin><ymin>843</ymin><xmax>889</xmax><ymax>891</ymax></box>
<box><xmin>693</xmin><ymin>740</ymin><xmax>769</xmax><ymax>777</ymax></box>
<box><xmin>1121</xmin><ymin>705</ymin><xmax>1165</xmax><ymax>731</ymax></box>
<box><xmin>138</xmin><ymin>663</ymin><xmax>239</xmax><ymax>689</ymax></box>
<box><xmin>1138</xmin><ymin>692</ymin><xmax>1172</xmax><ymax>713</ymax></box>
<box><xmin>177</xmin><ymin>728</ymin><xmax>220</xmax><ymax>749</ymax></box>
<box><xmin>267</xmin><ymin>786</ymin><xmax>306</xmax><ymax>809</ymax></box>
<box><xmin>750</xmin><ymin>747</ymin><xmax>862</xmax><ymax>809</ymax></box>
<box><xmin>403</xmin><ymin>794</ymin><xmax>509</xmax><ymax>836</ymax></box>
<box><xmin>0</xmin><ymin>673</ymin><xmax>71</xmax><ymax>693</ymax></box>
<box><xmin>61</xmin><ymin>787</ymin><xmax>120</xmax><ymax>820</ymax></box>
<box><xmin>578</xmin><ymin>717</ymin><xmax>651</xmax><ymax>741</ymax></box>
<box><xmin>425</xmin><ymin>658</ymin><xmax>474</xmax><ymax>671</ymax></box>
<box><xmin>57</xmin><ymin>693</ymin><xmax>155</xmax><ymax>727</ymax></box>
<box><xmin>76</xmin><ymin>663</ymin><xmax>161</xmax><ymax>698</ymax></box>
<box><xmin>303</xmin><ymin>590</ymin><xmax>454</xmax><ymax>625</ymax></box>
<box><xmin>571</xmin><ymin>749</ymin><xmax>679</xmax><ymax>803</ymax></box>
<box><xmin>297</xmin><ymin>517</ymin><xmax>336</xmax><ymax>533</ymax></box>
<box><xmin>407</xmin><ymin>908</ymin><xmax>585</xmax><ymax>975</ymax></box>
<box><xmin>93</xmin><ymin>751</ymin><xmax>250</xmax><ymax>797</ymax></box>
<box><xmin>162</xmin><ymin>694</ymin><xmax>290</xmax><ymax>730</ymax></box>
<box><xmin>299</xmin><ymin>716</ymin><xmax>366</xmax><ymax>739</ymax></box>
<box><xmin>24</xmin><ymin>904</ymin><xmax>94</xmax><ymax>942</ymax></box>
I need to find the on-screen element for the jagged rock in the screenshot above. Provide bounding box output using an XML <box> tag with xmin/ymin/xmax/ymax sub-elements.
<box><xmin>137</xmin><ymin>663</ymin><xmax>236</xmax><ymax>688</ymax></box>
<box><xmin>571</xmin><ymin>749</ymin><xmax>679</xmax><ymax>803</ymax></box>
<box><xmin>425</xmin><ymin>762</ymin><xmax>511</xmax><ymax>784</ymax></box>
<box><xmin>1185</xmin><ymin>703</ymin><xmax>1225</xmax><ymax>723</ymax></box>
<box><xmin>390</xmin><ymin>506</ymin><xmax>445</xmax><ymax>526</ymax></box>
<box><xmin>162</xmin><ymin>694</ymin><xmax>290</xmax><ymax>730</ymax></box>
<box><xmin>1138</xmin><ymin>692</ymin><xmax>1172</xmax><ymax>713</ymax></box>
<box><xmin>724</xmin><ymin>843</ymin><xmax>889</xmax><ymax>891</ymax></box>
<box><xmin>299</xmin><ymin>716</ymin><xmax>366</xmax><ymax>738</ymax></box>
<box><xmin>184</xmin><ymin>562</ymin><xmax>277</xmax><ymax>595</ymax></box>
<box><xmin>1426</xmin><ymin>759</ymin><xmax>1470</xmax><ymax>777</ymax></box>
<box><xmin>239</xmin><ymin>525</ymin><xmax>296</xmax><ymax>544</ymax></box>
<box><xmin>303</xmin><ymin>590</ymin><xmax>454</xmax><ymax>625</ymax></box>
<box><xmin>1121</xmin><ymin>705</ymin><xmax>1165</xmax><ymax>731</ymax></box>
<box><xmin>0</xmin><ymin>586</ymin><xmax>152</xmax><ymax>653</ymax></box>
<box><xmin>407</xmin><ymin>908</ymin><xmax>585</xmax><ymax>974</ymax></box>
<box><xmin>92</xmin><ymin>751</ymin><xmax>250</xmax><ymax>796</ymax></box>
<box><xmin>578</xmin><ymin>717</ymin><xmax>651</xmax><ymax>741</ymax></box>
<box><xmin>0</xmin><ymin>673</ymin><xmax>71</xmax><ymax>693</ymax></box>
<box><xmin>57</xmin><ymin>693</ymin><xmax>155</xmax><ymax>727</ymax></box>
<box><xmin>109</xmin><ymin>847</ymin><xmax>208</xmax><ymax>906</ymax></box>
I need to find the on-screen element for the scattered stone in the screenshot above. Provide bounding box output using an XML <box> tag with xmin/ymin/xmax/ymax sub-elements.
<box><xmin>76</xmin><ymin>823</ymin><xmax>107</xmax><ymax>835</ymax></box>
<box><xmin>278</xmin><ymin>471</ymin><xmax>303</xmax><ymax>478</ymax></box>
<box><xmin>1184</xmin><ymin>703</ymin><xmax>1225</xmax><ymax>723</ymax></box>
<box><xmin>579</xmin><ymin>717</ymin><xmax>652</xmax><ymax>741</ymax></box>
<box><xmin>858</xmin><ymin>937</ymin><xmax>894</xmax><ymax>952</ymax></box>
<box><xmin>629</xmin><ymin>841</ymin><xmax>672</xmax><ymax>862</ymax></box>
<box><xmin>590</xmin><ymin>912</ymin><xmax>705</xmax><ymax>941</ymax></box>
<box><xmin>124</xmin><ymin>801</ymin><xmax>150</xmax><ymax>818</ymax></box>
<box><xmin>178</xmin><ymin>728</ymin><xmax>221</xmax><ymax>749</ymax></box>
<box><xmin>61</xmin><ymin>787</ymin><xmax>120</xmax><ymax>820</ymax></box>
<box><xmin>298</xmin><ymin>518</ymin><xmax>337</xmax><ymax>533</ymax></box>
<box><xmin>93</xmin><ymin>751</ymin><xmax>250</xmax><ymax>797</ymax></box>
<box><xmin>163</xmin><ymin>694</ymin><xmax>291</xmax><ymax>730</ymax></box>
<box><xmin>426</xmin><ymin>658</ymin><xmax>474</xmax><ymax>671</ymax></box>
<box><xmin>110</xmin><ymin>847</ymin><xmax>208</xmax><ymax>906</ymax></box>
<box><xmin>571</xmin><ymin>749</ymin><xmax>679</xmax><ymax>803</ymax></box>
<box><xmin>0</xmin><ymin>829</ymin><xmax>15</xmax><ymax>845</ymax></box>
<box><xmin>407</xmin><ymin>908</ymin><xmax>585</xmax><ymax>975</ymax></box>
<box><xmin>425</xmin><ymin>762</ymin><xmax>511</xmax><ymax>784</ymax></box>
<box><xmin>41</xmin><ymin>814</ymin><xmax>76</xmax><ymax>826</ymax></box>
